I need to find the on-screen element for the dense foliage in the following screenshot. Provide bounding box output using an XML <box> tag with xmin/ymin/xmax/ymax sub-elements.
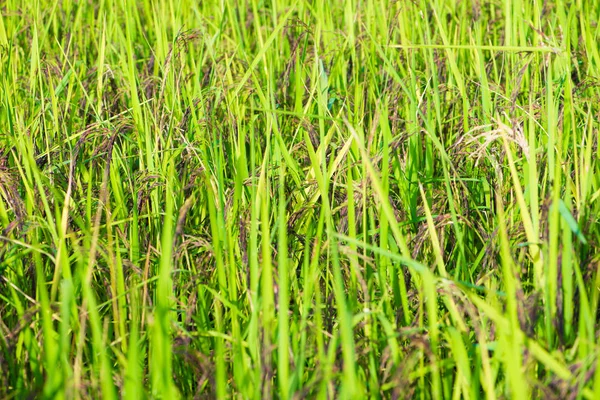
<box><xmin>1</xmin><ymin>0</ymin><xmax>600</xmax><ymax>398</ymax></box>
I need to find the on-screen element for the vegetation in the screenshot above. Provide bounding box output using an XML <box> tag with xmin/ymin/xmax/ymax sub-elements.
<box><xmin>1</xmin><ymin>0</ymin><xmax>600</xmax><ymax>398</ymax></box>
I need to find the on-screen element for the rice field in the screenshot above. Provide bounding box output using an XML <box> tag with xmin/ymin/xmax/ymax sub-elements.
<box><xmin>1</xmin><ymin>0</ymin><xmax>600</xmax><ymax>398</ymax></box>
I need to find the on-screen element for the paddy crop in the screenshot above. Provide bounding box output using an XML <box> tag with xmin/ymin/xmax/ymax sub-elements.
<box><xmin>1</xmin><ymin>0</ymin><xmax>600</xmax><ymax>398</ymax></box>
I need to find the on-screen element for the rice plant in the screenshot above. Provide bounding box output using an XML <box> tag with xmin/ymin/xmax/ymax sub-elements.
<box><xmin>1</xmin><ymin>0</ymin><xmax>600</xmax><ymax>398</ymax></box>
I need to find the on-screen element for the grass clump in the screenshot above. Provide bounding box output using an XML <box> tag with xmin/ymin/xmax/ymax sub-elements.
<box><xmin>1</xmin><ymin>0</ymin><xmax>600</xmax><ymax>398</ymax></box>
